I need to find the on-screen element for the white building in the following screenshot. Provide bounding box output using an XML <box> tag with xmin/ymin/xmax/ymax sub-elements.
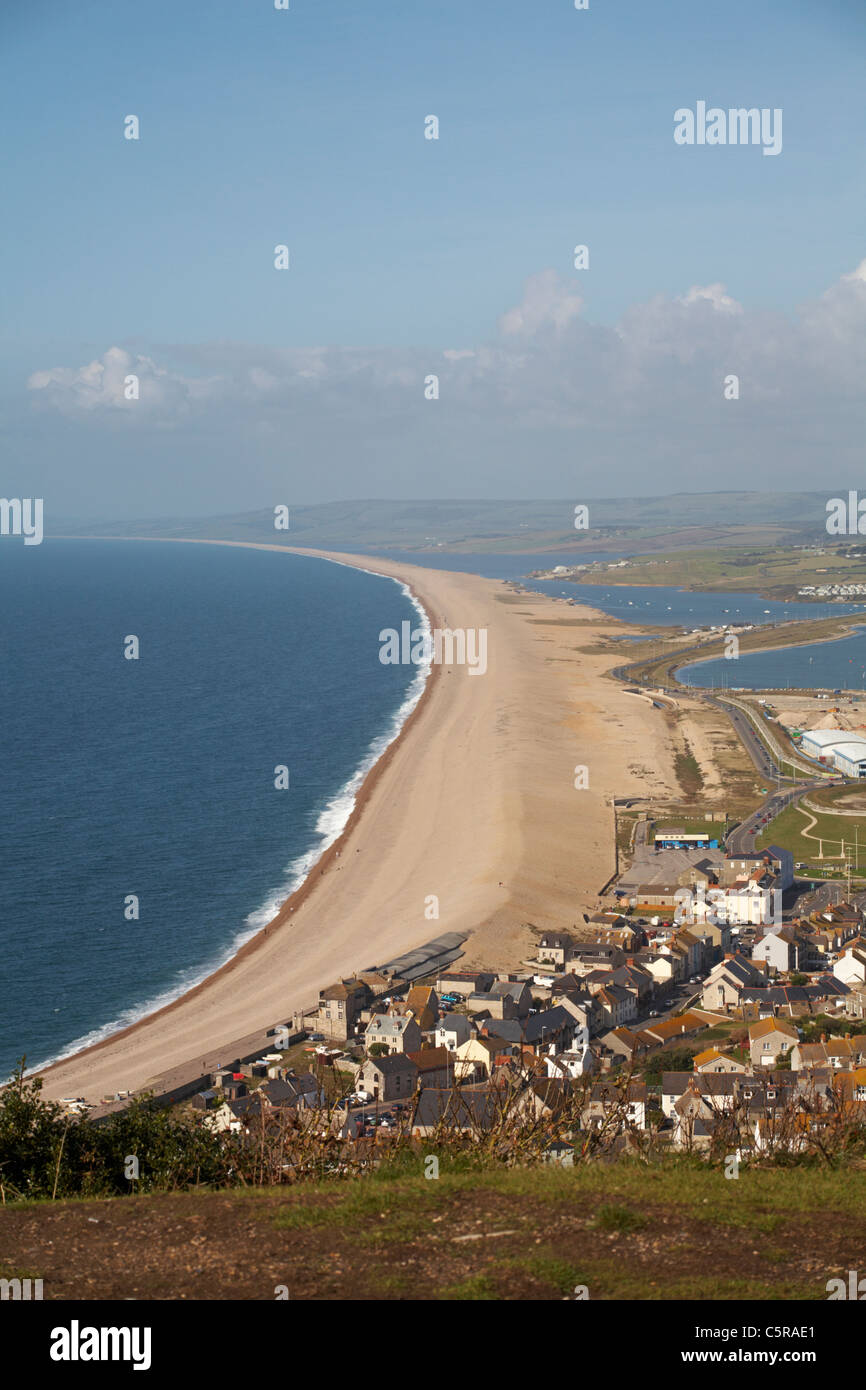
<box><xmin>832</xmin><ymin>742</ymin><xmax>866</xmax><ymax>779</ymax></box>
<box><xmin>833</xmin><ymin>947</ymin><xmax>866</xmax><ymax>985</ymax></box>
<box><xmin>720</xmin><ymin>882</ymin><xmax>781</xmax><ymax>926</ymax></box>
<box><xmin>800</xmin><ymin>728</ymin><xmax>866</xmax><ymax>776</ymax></box>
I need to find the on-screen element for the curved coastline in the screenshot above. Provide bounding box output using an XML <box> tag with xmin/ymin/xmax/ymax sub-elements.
<box><xmin>34</xmin><ymin>538</ymin><xmax>685</xmax><ymax>1105</ymax></box>
<box><xmin>36</xmin><ymin>540</ymin><xmax>440</xmax><ymax>1085</ymax></box>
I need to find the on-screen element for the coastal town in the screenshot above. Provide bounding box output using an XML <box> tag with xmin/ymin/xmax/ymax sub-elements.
<box><xmin>6</xmin><ymin>0</ymin><xmax>866</xmax><ymax>1330</ymax></box>
<box><xmin>161</xmin><ymin>820</ymin><xmax>866</xmax><ymax>1162</ymax></box>
<box><xmin>50</xmin><ymin>659</ymin><xmax>866</xmax><ymax>1173</ymax></box>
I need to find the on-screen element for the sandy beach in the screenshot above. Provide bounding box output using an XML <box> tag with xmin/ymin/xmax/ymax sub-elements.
<box><xmin>38</xmin><ymin>542</ymin><xmax>683</xmax><ymax>1103</ymax></box>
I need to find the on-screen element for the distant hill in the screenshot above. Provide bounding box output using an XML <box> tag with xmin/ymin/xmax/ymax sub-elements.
<box><xmin>63</xmin><ymin>492</ymin><xmax>836</xmax><ymax>555</ymax></box>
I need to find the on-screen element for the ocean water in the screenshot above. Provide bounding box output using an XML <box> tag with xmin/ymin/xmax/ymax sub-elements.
<box><xmin>678</xmin><ymin>627</ymin><xmax>866</xmax><ymax>692</ymax></box>
<box><xmin>0</xmin><ymin>540</ymin><xmax>426</xmax><ymax>1079</ymax></box>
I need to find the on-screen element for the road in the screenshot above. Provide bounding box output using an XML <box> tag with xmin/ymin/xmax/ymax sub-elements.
<box><xmin>725</xmin><ymin>783</ymin><xmax>818</xmax><ymax>854</ymax></box>
<box><xmin>610</xmin><ymin>654</ymin><xmax>847</xmax><ymax>856</ymax></box>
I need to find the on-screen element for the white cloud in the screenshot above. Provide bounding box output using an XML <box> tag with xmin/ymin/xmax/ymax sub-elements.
<box><xmin>676</xmin><ymin>282</ymin><xmax>743</xmax><ymax>314</ymax></box>
<box><xmin>23</xmin><ymin>261</ymin><xmax>866</xmax><ymax>494</ymax></box>
<box><xmin>498</xmin><ymin>269</ymin><xmax>585</xmax><ymax>336</ymax></box>
<box><xmin>27</xmin><ymin>346</ymin><xmax>214</xmax><ymax>416</ymax></box>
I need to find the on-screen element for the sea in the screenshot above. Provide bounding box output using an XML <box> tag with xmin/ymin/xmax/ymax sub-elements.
<box><xmin>0</xmin><ymin>540</ymin><xmax>427</xmax><ymax>1080</ymax></box>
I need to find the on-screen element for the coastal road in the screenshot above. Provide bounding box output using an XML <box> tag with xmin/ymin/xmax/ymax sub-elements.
<box><xmin>725</xmin><ymin>783</ymin><xmax>821</xmax><ymax>854</ymax></box>
<box><xmin>799</xmin><ymin>880</ymin><xmax>844</xmax><ymax>912</ymax></box>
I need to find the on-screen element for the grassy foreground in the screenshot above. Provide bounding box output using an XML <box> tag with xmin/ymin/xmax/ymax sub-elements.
<box><xmin>2</xmin><ymin>1156</ymin><xmax>864</xmax><ymax>1301</ymax></box>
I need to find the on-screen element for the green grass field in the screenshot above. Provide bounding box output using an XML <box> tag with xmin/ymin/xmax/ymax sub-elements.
<box><xmin>581</xmin><ymin>544</ymin><xmax>866</xmax><ymax>598</ymax></box>
<box><xmin>757</xmin><ymin>797</ymin><xmax>866</xmax><ymax>872</ymax></box>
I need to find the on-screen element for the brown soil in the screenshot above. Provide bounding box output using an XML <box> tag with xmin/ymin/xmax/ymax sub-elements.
<box><xmin>2</xmin><ymin>1185</ymin><xmax>860</xmax><ymax>1301</ymax></box>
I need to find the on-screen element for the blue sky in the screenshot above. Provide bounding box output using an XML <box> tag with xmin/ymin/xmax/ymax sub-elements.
<box><xmin>3</xmin><ymin>0</ymin><xmax>866</xmax><ymax>516</ymax></box>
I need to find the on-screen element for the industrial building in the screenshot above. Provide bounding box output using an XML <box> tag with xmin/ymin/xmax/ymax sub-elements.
<box><xmin>800</xmin><ymin>728</ymin><xmax>866</xmax><ymax>777</ymax></box>
<box><xmin>832</xmin><ymin>742</ymin><xmax>866</xmax><ymax>779</ymax></box>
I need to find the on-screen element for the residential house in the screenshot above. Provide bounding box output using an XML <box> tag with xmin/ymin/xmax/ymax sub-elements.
<box><xmin>434</xmin><ymin>1012</ymin><xmax>473</xmax><ymax>1051</ymax></box>
<box><xmin>313</xmin><ymin>977</ymin><xmax>371</xmax><ymax>1041</ymax></box>
<box><xmin>725</xmin><ymin>845</ymin><xmax>794</xmax><ymax>892</ymax></box>
<box><xmin>537</xmin><ymin>932</ymin><xmax>577</xmax><ymax>967</ymax></box>
<box><xmin>662</xmin><ymin>1072</ymin><xmax>738</xmax><ymax>1125</ymax></box>
<box><xmin>406</xmin><ymin>1047</ymin><xmax>454</xmax><ymax>1089</ymax></box>
<box><xmin>492</xmin><ymin>979</ymin><xmax>533</xmax><ymax>1018</ymax></box>
<box><xmin>582</xmin><ymin>1081</ymin><xmax>647</xmax><ymax>1131</ymax></box>
<box><xmin>394</xmin><ymin>984</ymin><xmax>440</xmax><ymax>1032</ymax></box>
<box><xmin>555</xmin><ymin>981</ymin><xmax>605</xmax><ymax>1036</ymax></box>
<box><xmin>609</xmin><ymin>962</ymin><xmax>654</xmax><ymax>1005</ymax></box>
<box><xmin>364</xmin><ymin>1013</ymin><xmax>423</xmax><ymax>1055</ymax></box>
<box><xmin>692</xmin><ymin>1047</ymin><xmax>749</xmax><ymax>1075</ymax></box>
<box><xmin>523</xmin><ymin>1005</ymin><xmax>578</xmax><ymax>1055</ymax></box>
<box><xmin>466</xmin><ymin>979</ymin><xmax>532</xmax><ymax>1019</ymax></box>
<box><xmin>595</xmin><ymin>984</ymin><xmax>637</xmax><ymax>1029</ymax></box>
<box><xmin>357</xmin><ymin>1054</ymin><xmax>419</xmax><ymax>1103</ymax></box>
<box><xmin>409</xmin><ymin>1086</ymin><xmax>500</xmax><ymax>1137</ymax></box>
<box><xmin>700</xmin><ymin>954</ymin><xmax>766</xmax><ymax>1013</ymax></box>
<box><xmin>688</xmin><ymin>918</ymin><xmax>732</xmax><ymax>962</ymax></box>
<box><xmin>752</xmin><ymin>926</ymin><xmax>806</xmax><ymax>974</ymax></box>
<box><xmin>834</xmin><ymin>947</ymin><xmax>866</xmax><ymax>986</ymax></box>
<box><xmin>563</xmin><ymin>943</ymin><xmax>625</xmax><ymax>976</ymax></box>
<box><xmin>748</xmin><ymin>1017</ymin><xmax>799</xmax><ymax>1068</ymax></box>
<box><xmin>842</xmin><ymin>979</ymin><xmax>866</xmax><ymax>1021</ymax></box>
<box><xmin>642</xmin><ymin>1011</ymin><xmax>707</xmax><ymax>1047</ymax></box>
<box><xmin>454</xmin><ymin>1036</ymin><xmax>502</xmax><ymax>1082</ymax></box>
<box><xmin>790</xmin><ymin>1034</ymin><xmax>866</xmax><ymax>1071</ymax></box>
<box><xmin>546</xmin><ymin>1045</ymin><xmax>596</xmax><ymax>1079</ymax></box>
<box><xmin>641</xmin><ymin>952</ymin><xmax>680</xmax><ymax>991</ymax></box>
<box><xmin>264</xmin><ymin>1072</ymin><xmax>326</xmax><ymax>1110</ymax></box>
<box><xmin>599</xmin><ymin>1027</ymin><xmax>651</xmax><ymax>1065</ymax></box>
<box><xmin>671</xmin><ymin>929</ymin><xmax>703</xmax><ymax>977</ymax></box>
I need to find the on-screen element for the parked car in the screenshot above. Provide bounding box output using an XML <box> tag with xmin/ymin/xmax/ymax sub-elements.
<box><xmin>309</xmin><ymin>1033</ymin><xmax>325</xmax><ymax>1042</ymax></box>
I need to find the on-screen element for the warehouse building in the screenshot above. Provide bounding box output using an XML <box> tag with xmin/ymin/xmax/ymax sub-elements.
<box><xmin>800</xmin><ymin>728</ymin><xmax>866</xmax><ymax>775</ymax></box>
<box><xmin>800</xmin><ymin>728</ymin><xmax>852</xmax><ymax>759</ymax></box>
<box><xmin>831</xmin><ymin>742</ymin><xmax>866</xmax><ymax>779</ymax></box>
